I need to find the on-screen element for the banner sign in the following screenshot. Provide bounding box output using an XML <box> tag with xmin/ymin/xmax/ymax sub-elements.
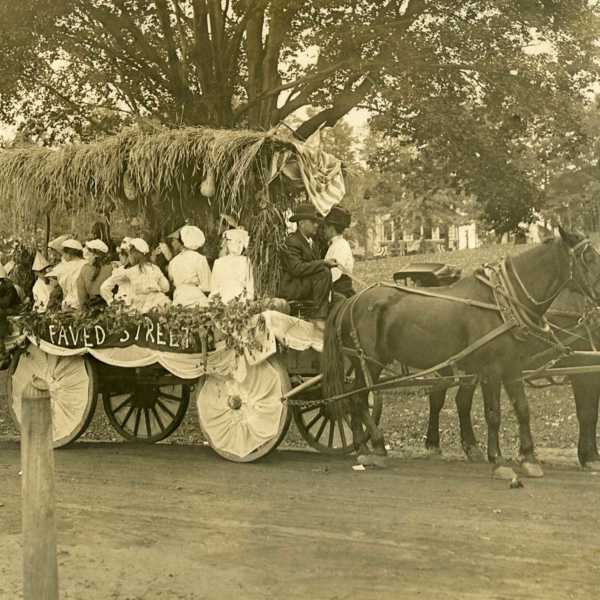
<box><xmin>35</xmin><ymin>317</ymin><xmax>209</xmax><ymax>354</ymax></box>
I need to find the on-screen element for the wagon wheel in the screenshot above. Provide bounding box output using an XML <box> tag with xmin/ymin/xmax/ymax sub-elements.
<box><xmin>292</xmin><ymin>369</ymin><xmax>383</xmax><ymax>455</ymax></box>
<box><xmin>8</xmin><ymin>345</ymin><xmax>98</xmax><ymax>448</ymax></box>
<box><xmin>102</xmin><ymin>377</ymin><xmax>190</xmax><ymax>443</ymax></box>
<box><xmin>196</xmin><ymin>357</ymin><xmax>291</xmax><ymax>462</ymax></box>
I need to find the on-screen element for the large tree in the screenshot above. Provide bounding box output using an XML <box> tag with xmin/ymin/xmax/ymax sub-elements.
<box><xmin>365</xmin><ymin>2</ymin><xmax>600</xmax><ymax>234</ymax></box>
<box><xmin>2</xmin><ymin>0</ymin><xmax>600</xmax><ymax>153</ymax></box>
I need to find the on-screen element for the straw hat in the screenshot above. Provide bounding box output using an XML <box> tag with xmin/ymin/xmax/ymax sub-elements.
<box><xmin>62</xmin><ymin>239</ymin><xmax>83</xmax><ymax>252</ymax></box>
<box><xmin>32</xmin><ymin>252</ymin><xmax>51</xmax><ymax>272</ymax></box>
<box><xmin>48</xmin><ymin>234</ymin><xmax>70</xmax><ymax>252</ymax></box>
<box><xmin>85</xmin><ymin>239</ymin><xmax>109</xmax><ymax>254</ymax></box>
<box><xmin>180</xmin><ymin>225</ymin><xmax>205</xmax><ymax>250</ymax></box>
<box><xmin>129</xmin><ymin>238</ymin><xmax>150</xmax><ymax>255</ymax></box>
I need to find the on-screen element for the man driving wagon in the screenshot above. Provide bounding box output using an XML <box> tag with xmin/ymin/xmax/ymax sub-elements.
<box><xmin>278</xmin><ymin>203</ymin><xmax>354</xmax><ymax>320</ymax></box>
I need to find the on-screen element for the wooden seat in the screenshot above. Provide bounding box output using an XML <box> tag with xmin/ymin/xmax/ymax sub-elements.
<box><xmin>393</xmin><ymin>262</ymin><xmax>462</xmax><ymax>288</ymax></box>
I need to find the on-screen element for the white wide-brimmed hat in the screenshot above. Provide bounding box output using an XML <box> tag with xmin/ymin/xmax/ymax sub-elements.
<box><xmin>129</xmin><ymin>238</ymin><xmax>150</xmax><ymax>255</ymax></box>
<box><xmin>167</xmin><ymin>227</ymin><xmax>183</xmax><ymax>240</ymax></box>
<box><xmin>48</xmin><ymin>234</ymin><xmax>70</xmax><ymax>252</ymax></box>
<box><xmin>62</xmin><ymin>239</ymin><xmax>83</xmax><ymax>252</ymax></box>
<box><xmin>32</xmin><ymin>252</ymin><xmax>51</xmax><ymax>272</ymax></box>
<box><xmin>180</xmin><ymin>225</ymin><xmax>205</xmax><ymax>250</ymax></box>
<box><xmin>86</xmin><ymin>239</ymin><xmax>109</xmax><ymax>254</ymax></box>
<box><xmin>224</xmin><ymin>228</ymin><xmax>249</xmax><ymax>250</ymax></box>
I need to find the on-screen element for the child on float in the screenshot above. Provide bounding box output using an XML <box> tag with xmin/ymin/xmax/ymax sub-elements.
<box><xmin>77</xmin><ymin>239</ymin><xmax>113</xmax><ymax>308</ymax></box>
<box><xmin>210</xmin><ymin>228</ymin><xmax>254</xmax><ymax>303</ymax></box>
<box><xmin>31</xmin><ymin>251</ymin><xmax>58</xmax><ymax>313</ymax></box>
<box><xmin>103</xmin><ymin>238</ymin><xmax>171</xmax><ymax>313</ymax></box>
<box><xmin>47</xmin><ymin>234</ymin><xmax>71</xmax><ymax>265</ymax></box>
<box><xmin>47</xmin><ymin>239</ymin><xmax>87</xmax><ymax>310</ymax></box>
<box><xmin>168</xmin><ymin>225</ymin><xmax>212</xmax><ymax>307</ymax></box>
<box><xmin>100</xmin><ymin>237</ymin><xmax>132</xmax><ymax>306</ymax></box>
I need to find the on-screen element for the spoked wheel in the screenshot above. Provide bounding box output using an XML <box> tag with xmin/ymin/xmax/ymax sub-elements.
<box><xmin>103</xmin><ymin>376</ymin><xmax>190</xmax><ymax>443</ymax></box>
<box><xmin>8</xmin><ymin>345</ymin><xmax>98</xmax><ymax>448</ymax></box>
<box><xmin>197</xmin><ymin>358</ymin><xmax>291</xmax><ymax>462</ymax></box>
<box><xmin>292</xmin><ymin>371</ymin><xmax>383</xmax><ymax>455</ymax></box>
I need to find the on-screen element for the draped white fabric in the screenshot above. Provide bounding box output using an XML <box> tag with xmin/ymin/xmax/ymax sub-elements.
<box><xmin>12</xmin><ymin>310</ymin><xmax>323</xmax><ymax>380</ymax></box>
<box><xmin>196</xmin><ymin>358</ymin><xmax>285</xmax><ymax>458</ymax></box>
<box><xmin>7</xmin><ymin>310</ymin><xmax>323</xmax><ymax>454</ymax></box>
<box><xmin>10</xmin><ymin>345</ymin><xmax>92</xmax><ymax>445</ymax></box>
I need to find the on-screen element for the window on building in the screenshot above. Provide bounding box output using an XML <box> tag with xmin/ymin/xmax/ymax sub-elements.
<box><xmin>383</xmin><ymin>219</ymin><xmax>394</xmax><ymax>241</ymax></box>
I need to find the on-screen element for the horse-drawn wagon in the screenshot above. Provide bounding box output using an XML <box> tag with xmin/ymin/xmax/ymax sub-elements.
<box><xmin>0</xmin><ymin>122</ymin><xmax>380</xmax><ymax>462</ymax></box>
<box><xmin>2</xmin><ymin>124</ymin><xmax>600</xmax><ymax>473</ymax></box>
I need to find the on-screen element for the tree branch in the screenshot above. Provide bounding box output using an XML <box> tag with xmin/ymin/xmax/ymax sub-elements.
<box><xmin>294</xmin><ymin>75</ymin><xmax>377</xmax><ymax>141</ymax></box>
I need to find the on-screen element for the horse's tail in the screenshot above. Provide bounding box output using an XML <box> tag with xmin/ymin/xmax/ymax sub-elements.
<box><xmin>321</xmin><ymin>299</ymin><xmax>349</xmax><ymax>399</ymax></box>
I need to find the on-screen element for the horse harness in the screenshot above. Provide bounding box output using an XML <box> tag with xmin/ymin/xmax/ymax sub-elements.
<box><xmin>334</xmin><ymin>240</ymin><xmax>599</xmax><ymax>394</ymax></box>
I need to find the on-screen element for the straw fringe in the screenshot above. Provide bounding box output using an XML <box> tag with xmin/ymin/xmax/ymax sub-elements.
<box><xmin>0</xmin><ymin>124</ymin><xmax>299</xmax><ymax>294</ymax></box>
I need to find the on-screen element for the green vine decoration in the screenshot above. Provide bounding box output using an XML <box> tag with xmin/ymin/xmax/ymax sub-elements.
<box><xmin>17</xmin><ymin>295</ymin><xmax>269</xmax><ymax>357</ymax></box>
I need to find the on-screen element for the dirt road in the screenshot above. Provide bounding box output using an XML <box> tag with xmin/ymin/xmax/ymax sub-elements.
<box><xmin>1</xmin><ymin>441</ymin><xmax>599</xmax><ymax>600</ymax></box>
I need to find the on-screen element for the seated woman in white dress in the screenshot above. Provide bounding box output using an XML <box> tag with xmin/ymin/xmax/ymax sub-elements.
<box><xmin>47</xmin><ymin>239</ymin><xmax>87</xmax><ymax>310</ymax></box>
<box><xmin>101</xmin><ymin>238</ymin><xmax>171</xmax><ymax>314</ymax></box>
<box><xmin>77</xmin><ymin>239</ymin><xmax>114</xmax><ymax>308</ymax></box>
<box><xmin>100</xmin><ymin>238</ymin><xmax>132</xmax><ymax>306</ymax></box>
<box><xmin>210</xmin><ymin>228</ymin><xmax>254</xmax><ymax>303</ymax></box>
<box><xmin>168</xmin><ymin>225</ymin><xmax>212</xmax><ymax>308</ymax></box>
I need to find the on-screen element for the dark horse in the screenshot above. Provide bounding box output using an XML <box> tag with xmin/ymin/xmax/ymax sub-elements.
<box><xmin>322</xmin><ymin>228</ymin><xmax>600</xmax><ymax>478</ymax></box>
<box><xmin>426</xmin><ymin>285</ymin><xmax>600</xmax><ymax>471</ymax></box>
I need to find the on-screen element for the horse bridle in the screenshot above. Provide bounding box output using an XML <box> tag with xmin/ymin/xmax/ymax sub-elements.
<box><xmin>507</xmin><ymin>238</ymin><xmax>600</xmax><ymax>307</ymax></box>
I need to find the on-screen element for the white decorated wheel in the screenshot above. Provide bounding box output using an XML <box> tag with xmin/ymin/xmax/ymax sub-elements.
<box><xmin>8</xmin><ymin>345</ymin><xmax>97</xmax><ymax>448</ymax></box>
<box><xmin>196</xmin><ymin>357</ymin><xmax>291</xmax><ymax>462</ymax></box>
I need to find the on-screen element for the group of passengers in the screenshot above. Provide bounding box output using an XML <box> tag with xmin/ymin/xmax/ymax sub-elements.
<box><xmin>30</xmin><ymin>223</ymin><xmax>254</xmax><ymax>315</ymax></box>
<box><xmin>0</xmin><ymin>202</ymin><xmax>354</xmax><ymax>338</ymax></box>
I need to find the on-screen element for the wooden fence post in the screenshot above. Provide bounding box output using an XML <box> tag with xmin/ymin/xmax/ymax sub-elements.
<box><xmin>21</xmin><ymin>376</ymin><xmax>59</xmax><ymax>600</ymax></box>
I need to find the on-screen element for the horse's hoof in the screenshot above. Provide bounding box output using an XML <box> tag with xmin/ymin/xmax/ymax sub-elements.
<box><xmin>372</xmin><ymin>446</ymin><xmax>388</xmax><ymax>457</ymax></box>
<box><xmin>509</xmin><ymin>477</ymin><xmax>524</xmax><ymax>489</ymax></box>
<box><xmin>520</xmin><ymin>462</ymin><xmax>544</xmax><ymax>478</ymax></box>
<box><xmin>582</xmin><ymin>461</ymin><xmax>600</xmax><ymax>472</ymax></box>
<box><xmin>492</xmin><ymin>465</ymin><xmax>517</xmax><ymax>480</ymax></box>
<box><xmin>465</xmin><ymin>446</ymin><xmax>485</xmax><ymax>463</ymax></box>
<box><xmin>425</xmin><ymin>446</ymin><xmax>442</xmax><ymax>457</ymax></box>
<box><xmin>357</xmin><ymin>454</ymin><xmax>387</xmax><ymax>468</ymax></box>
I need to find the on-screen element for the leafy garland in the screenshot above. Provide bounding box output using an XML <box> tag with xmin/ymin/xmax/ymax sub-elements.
<box><xmin>18</xmin><ymin>295</ymin><xmax>269</xmax><ymax>357</ymax></box>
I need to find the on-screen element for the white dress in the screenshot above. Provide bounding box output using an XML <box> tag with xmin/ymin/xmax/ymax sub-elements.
<box><xmin>52</xmin><ymin>259</ymin><xmax>86</xmax><ymax>310</ymax></box>
<box><xmin>102</xmin><ymin>264</ymin><xmax>170</xmax><ymax>313</ymax></box>
<box><xmin>168</xmin><ymin>250</ymin><xmax>211</xmax><ymax>308</ymax></box>
<box><xmin>325</xmin><ymin>235</ymin><xmax>354</xmax><ymax>283</ymax></box>
<box><xmin>124</xmin><ymin>264</ymin><xmax>171</xmax><ymax>313</ymax></box>
<box><xmin>210</xmin><ymin>255</ymin><xmax>254</xmax><ymax>303</ymax></box>
<box><xmin>32</xmin><ymin>279</ymin><xmax>54</xmax><ymax>313</ymax></box>
<box><xmin>99</xmin><ymin>264</ymin><xmax>132</xmax><ymax>306</ymax></box>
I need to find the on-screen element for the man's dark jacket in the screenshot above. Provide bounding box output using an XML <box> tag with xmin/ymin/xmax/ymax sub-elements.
<box><xmin>278</xmin><ymin>230</ymin><xmax>331</xmax><ymax>315</ymax></box>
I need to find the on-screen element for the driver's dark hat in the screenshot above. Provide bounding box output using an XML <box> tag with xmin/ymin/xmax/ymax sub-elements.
<box><xmin>289</xmin><ymin>203</ymin><xmax>323</xmax><ymax>223</ymax></box>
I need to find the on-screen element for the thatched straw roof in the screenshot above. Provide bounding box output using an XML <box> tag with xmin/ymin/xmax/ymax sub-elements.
<box><xmin>0</xmin><ymin>124</ymin><xmax>305</xmax><ymax>294</ymax></box>
<box><xmin>0</xmin><ymin>124</ymin><xmax>297</xmax><ymax>217</ymax></box>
